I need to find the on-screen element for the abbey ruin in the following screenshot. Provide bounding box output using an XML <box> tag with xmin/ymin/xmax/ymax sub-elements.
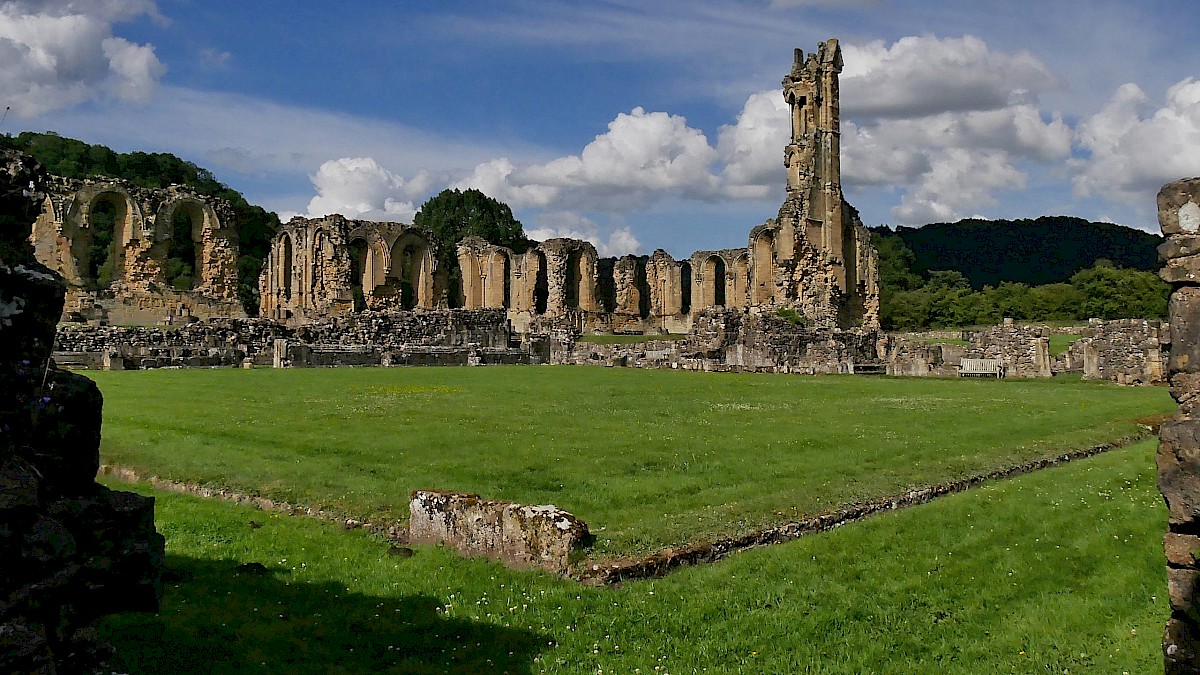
<box><xmin>29</xmin><ymin>175</ymin><xmax>244</xmax><ymax>325</ymax></box>
<box><xmin>258</xmin><ymin>39</ymin><xmax>879</xmax><ymax>333</ymax></box>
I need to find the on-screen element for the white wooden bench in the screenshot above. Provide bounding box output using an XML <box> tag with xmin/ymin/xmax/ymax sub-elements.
<box><xmin>958</xmin><ymin>358</ymin><xmax>1006</xmax><ymax>378</ymax></box>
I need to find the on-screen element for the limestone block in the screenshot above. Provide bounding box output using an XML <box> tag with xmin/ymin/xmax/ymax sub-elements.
<box><xmin>1159</xmin><ymin>418</ymin><xmax>1200</xmax><ymax>525</ymax></box>
<box><xmin>408</xmin><ymin>490</ymin><xmax>590</xmax><ymax>574</ymax></box>
<box><xmin>28</xmin><ymin>369</ymin><xmax>103</xmax><ymax>495</ymax></box>
<box><xmin>1160</xmin><ymin>178</ymin><xmax>1200</xmax><ymax>237</ymax></box>
<box><xmin>1168</xmin><ymin>533</ymin><xmax>1200</xmax><ymax>568</ymax></box>
<box><xmin>1171</xmin><ymin>567</ymin><xmax>1200</xmax><ymax>614</ymax></box>
<box><xmin>1173</xmin><ymin>373</ymin><xmax>1200</xmax><ymax>415</ymax></box>
<box><xmin>1172</xmin><ymin>287</ymin><xmax>1200</xmax><ymax>374</ymax></box>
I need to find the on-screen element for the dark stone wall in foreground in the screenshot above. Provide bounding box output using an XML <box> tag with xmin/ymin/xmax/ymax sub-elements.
<box><xmin>1157</xmin><ymin>177</ymin><xmax>1200</xmax><ymax>673</ymax></box>
<box><xmin>1</xmin><ymin>149</ymin><xmax>164</xmax><ymax>672</ymax></box>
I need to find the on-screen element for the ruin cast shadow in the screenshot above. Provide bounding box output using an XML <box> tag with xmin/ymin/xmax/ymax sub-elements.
<box><xmin>96</xmin><ymin>554</ymin><xmax>551</xmax><ymax>674</ymax></box>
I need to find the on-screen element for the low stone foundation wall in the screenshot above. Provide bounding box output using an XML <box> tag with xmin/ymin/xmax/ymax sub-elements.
<box><xmin>1068</xmin><ymin>318</ymin><xmax>1167</xmax><ymax>385</ymax></box>
<box><xmin>553</xmin><ymin>310</ymin><xmax>880</xmax><ymax>373</ymax></box>
<box><xmin>884</xmin><ymin>320</ymin><xmax>1166</xmax><ymax>384</ymax></box>
<box><xmin>53</xmin><ymin>309</ymin><xmax>546</xmax><ymax>369</ymax></box>
<box><xmin>408</xmin><ymin>490</ymin><xmax>590</xmax><ymax>574</ymax></box>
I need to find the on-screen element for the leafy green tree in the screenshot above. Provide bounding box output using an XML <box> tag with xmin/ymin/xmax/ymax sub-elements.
<box><xmin>1070</xmin><ymin>263</ymin><xmax>1168</xmax><ymax>319</ymax></box>
<box><xmin>412</xmin><ymin>188</ymin><xmax>530</xmax><ymax>305</ymax></box>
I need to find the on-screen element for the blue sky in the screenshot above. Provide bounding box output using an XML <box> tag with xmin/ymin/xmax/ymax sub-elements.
<box><xmin>4</xmin><ymin>0</ymin><xmax>1200</xmax><ymax>259</ymax></box>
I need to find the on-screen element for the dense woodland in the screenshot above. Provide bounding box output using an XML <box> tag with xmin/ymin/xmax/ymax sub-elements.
<box><xmin>3</xmin><ymin>132</ymin><xmax>1169</xmax><ymax>328</ymax></box>
<box><xmin>871</xmin><ymin>223</ymin><xmax>1168</xmax><ymax>330</ymax></box>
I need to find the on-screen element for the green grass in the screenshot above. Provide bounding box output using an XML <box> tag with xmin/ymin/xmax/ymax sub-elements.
<box><xmin>575</xmin><ymin>333</ymin><xmax>687</xmax><ymax>345</ymax></box>
<box><xmin>87</xmin><ymin>367</ymin><xmax>1172</xmax><ymax>559</ymax></box>
<box><xmin>1050</xmin><ymin>333</ymin><xmax>1082</xmax><ymax>357</ymax></box>
<box><xmin>98</xmin><ymin>439</ymin><xmax>1168</xmax><ymax>673</ymax></box>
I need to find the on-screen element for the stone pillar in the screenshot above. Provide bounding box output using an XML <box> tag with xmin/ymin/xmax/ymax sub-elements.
<box><xmin>1158</xmin><ymin>176</ymin><xmax>1200</xmax><ymax>672</ymax></box>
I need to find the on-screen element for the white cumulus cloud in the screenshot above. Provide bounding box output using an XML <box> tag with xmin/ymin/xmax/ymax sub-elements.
<box><xmin>1072</xmin><ymin>77</ymin><xmax>1200</xmax><ymax>205</ymax></box>
<box><xmin>527</xmin><ymin>211</ymin><xmax>642</xmax><ymax>257</ymax></box>
<box><xmin>0</xmin><ymin>0</ymin><xmax>164</xmax><ymax>117</ymax></box>
<box><xmin>306</xmin><ymin>157</ymin><xmax>439</xmax><ymax>222</ymax></box>
<box><xmin>841</xmin><ymin>35</ymin><xmax>1064</xmax><ymax>119</ymax></box>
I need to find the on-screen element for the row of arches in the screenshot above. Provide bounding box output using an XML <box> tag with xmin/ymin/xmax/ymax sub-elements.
<box><xmin>259</xmin><ymin>216</ymin><xmax>793</xmax><ymax>325</ymax></box>
<box><xmin>34</xmin><ymin>185</ymin><xmax>232</xmax><ymax>294</ymax></box>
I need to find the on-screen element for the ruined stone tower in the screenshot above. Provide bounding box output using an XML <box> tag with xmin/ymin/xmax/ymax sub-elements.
<box><xmin>750</xmin><ymin>38</ymin><xmax>878</xmax><ymax>328</ymax></box>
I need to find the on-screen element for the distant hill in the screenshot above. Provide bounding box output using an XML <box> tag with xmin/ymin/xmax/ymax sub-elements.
<box><xmin>878</xmin><ymin>217</ymin><xmax>1163</xmax><ymax>289</ymax></box>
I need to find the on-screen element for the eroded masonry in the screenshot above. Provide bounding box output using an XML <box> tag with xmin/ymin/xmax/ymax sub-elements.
<box><xmin>29</xmin><ymin>175</ymin><xmax>243</xmax><ymax>325</ymax></box>
<box><xmin>259</xmin><ymin>39</ymin><xmax>879</xmax><ymax>333</ymax></box>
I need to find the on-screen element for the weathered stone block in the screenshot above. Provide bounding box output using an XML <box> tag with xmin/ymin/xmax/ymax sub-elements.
<box><xmin>28</xmin><ymin>369</ymin><xmax>103</xmax><ymax>494</ymax></box>
<box><xmin>1167</xmin><ymin>533</ymin><xmax>1200</xmax><ymax>568</ymax></box>
<box><xmin>1160</xmin><ymin>178</ymin><xmax>1200</xmax><ymax>237</ymax></box>
<box><xmin>1173</xmin><ymin>373</ymin><xmax>1200</xmax><ymax>415</ymax></box>
<box><xmin>1161</xmin><ymin>419</ymin><xmax>1200</xmax><ymax>525</ymax></box>
<box><xmin>1167</xmin><ymin>615</ymin><xmax>1200</xmax><ymax>673</ymax></box>
<box><xmin>408</xmin><ymin>490</ymin><xmax>590</xmax><ymax>574</ymax></box>
<box><xmin>1172</xmin><ymin>287</ymin><xmax>1200</xmax><ymax>374</ymax></box>
<box><xmin>1171</xmin><ymin>567</ymin><xmax>1200</xmax><ymax>614</ymax></box>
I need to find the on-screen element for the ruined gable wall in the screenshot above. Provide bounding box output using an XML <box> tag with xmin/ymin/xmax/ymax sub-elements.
<box><xmin>30</xmin><ymin>175</ymin><xmax>244</xmax><ymax>324</ymax></box>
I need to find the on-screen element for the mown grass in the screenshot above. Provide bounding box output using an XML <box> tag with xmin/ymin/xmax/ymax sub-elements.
<box><xmin>89</xmin><ymin>367</ymin><xmax>1173</xmax><ymax>559</ymax></box>
<box><xmin>1050</xmin><ymin>333</ymin><xmax>1082</xmax><ymax>357</ymax></box>
<box><xmin>98</xmin><ymin>439</ymin><xmax>1168</xmax><ymax>673</ymax></box>
<box><xmin>575</xmin><ymin>333</ymin><xmax>687</xmax><ymax>344</ymax></box>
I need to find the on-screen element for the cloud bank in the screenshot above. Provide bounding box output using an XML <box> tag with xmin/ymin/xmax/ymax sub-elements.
<box><xmin>0</xmin><ymin>0</ymin><xmax>164</xmax><ymax>117</ymax></box>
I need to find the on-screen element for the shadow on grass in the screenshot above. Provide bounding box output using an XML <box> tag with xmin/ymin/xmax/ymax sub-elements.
<box><xmin>98</xmin><ymin>554</ymin><xmax>551</xmax><ymax>674</ymax></box>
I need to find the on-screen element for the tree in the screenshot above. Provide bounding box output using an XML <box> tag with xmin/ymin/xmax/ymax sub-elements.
<box><xmin>412</xmin><ymin>188</ymin><xmax>530</xmax><ymax>305</ymax></box>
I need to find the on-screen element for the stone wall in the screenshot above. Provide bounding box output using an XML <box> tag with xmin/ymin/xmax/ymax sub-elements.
<box><xmin>30</xmin><ymin>174</ymin><xmax>244</xmax><ymax>325</ymax></box>
<box><xmin>2</xmin><ymin>149</ymin><xmax>164</xmax><ymax>672</ymax></box>
<box><xmin>1063</xmin><ymin>318</ymin><xmax>1167</xmax><ymax>385</ymax></box>
<box><xmin>54</xmin><ymin>309</ymin><xmax>541</xmax><ymax>369</ymax></box>
<box><xmin>962</xmin><ymin>322</ymin><xmax>1052</xmax><ymax>378</ymax></box>
<box><xmin>884</xmin><ymin>338</ymin><xmax>965</xmax><ymax>377</ymax></box>
<box><xmin>553</xmin><ymin>310</ymin><xmax>879</xmax><ymax>373</ymax></box>
<box><xmin>1156</xmin><ymin>177</ymin><xmax>1200</xmax><ymax>672</ymax></box>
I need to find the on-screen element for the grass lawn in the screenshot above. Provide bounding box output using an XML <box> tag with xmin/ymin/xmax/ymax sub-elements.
<box><xmin>88</xmin><ymin>367</ymin><xmax>1173</xmax><ymax>559</ymax></box>
<box><xmin>97</xmin><ymin>439</ymin><xmax>1169</xmax><ymax>673</ymax></box>
<box><xmin>1050</xmin><ymin>334</ymin><xmax>1082</xmax><ymax>357</ymax></box>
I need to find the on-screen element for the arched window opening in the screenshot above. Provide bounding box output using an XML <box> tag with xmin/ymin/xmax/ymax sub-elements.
<box><xmin>533</xmin><ymin>251</ymin><xmax>549</xmax><ymax>315</ymax></box>
<box><xmin>565</xmin><ymin>250</ymin><xmax>582</xmax><ymax>309</ymax></box>
<box><xmin>348</xmin><ymin>238</ymin><xmax>369</xmax><ymax>312</ymax></box>
<box><xmin>280</xmin><ymin>235</ymin><xmax>293</xmax><ymax>301</ymax></box>
<box><xmin>502</xmin><ymin>255</ymin><xmax>512</xmax><ymax>309</ymax></box>
<box><xmin>680</xmin><ymin>262</ymin><xmax>692</xmax><ymax>315</ymax></box>
<box><xmin>87</xmin><ymin>195</ymin><xmax>125</xmax><ymax>289</ymax></box>
<box><xmin>167</xmin><ymin>202</ymin><xmax>203</xmax><ymax>290</ymax></box>
<box><xmin>636</xmin><ymin>260</ymin><xmax>651</xmax><ymax>319</ymax></box>
<box><xmin>705</xmin><ymin>256</ymin><xmax>726</xmax><ymax>307</ymax></box>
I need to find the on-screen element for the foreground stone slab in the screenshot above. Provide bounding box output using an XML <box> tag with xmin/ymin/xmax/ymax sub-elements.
<box><xmin>408</xmin><ymin>490</ymin><xmax>590</xmax><ymax>574</ymax></box>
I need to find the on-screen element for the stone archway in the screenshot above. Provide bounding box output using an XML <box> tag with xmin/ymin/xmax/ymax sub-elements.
<box><xmin>389</xmin><ymin>231</ymin><xmax>433</xmax><ymax>310</ymax></box>
<box><xmin>703</xmin><ymin>255</ymin><xmax>726</xmax><ymax>308</ymax></box>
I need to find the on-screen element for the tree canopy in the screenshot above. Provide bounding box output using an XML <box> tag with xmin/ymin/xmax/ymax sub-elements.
<box><xmin>412</xmin><ymin>188</ymin><xmax>530</xmax><ymax>305</ymax></box>
<box><xmin>871</xmin><ymin>229</ymin><xmax>1168</xmax><ymax>330</ymax></box>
